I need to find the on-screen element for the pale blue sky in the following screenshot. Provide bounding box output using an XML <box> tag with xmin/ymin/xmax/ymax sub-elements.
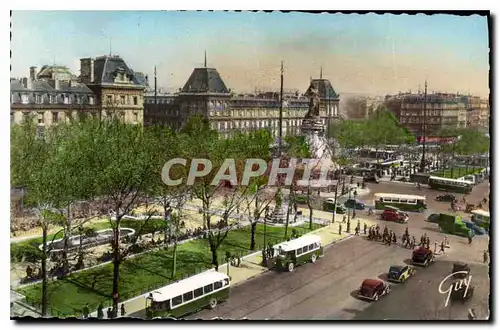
<box><xmin>11</xmin><ymin>11</ymin><xmax>489</xmax><ymax>96</ymax></box>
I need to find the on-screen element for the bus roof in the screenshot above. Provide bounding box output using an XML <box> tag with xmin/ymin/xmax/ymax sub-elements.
<box><xmin>374</xmin><ymin>193</ymin><xmax>426</xmax><ymax>200</ymax></box>
<box><xmin>274</xmin><ymin>234</ymin><xmax>321</xmax><ymax>252</ymax></box>
<box><xmin>471</xmin><ymin>209</ymin><xmax>490</xmax><ymax>217</ymax></box>
<box><xmin>429</xmin><ymin>176</ymin><xmax>472</xmax><ymax>184</ymax></box>
<box><xmin>152</xmin><ymin>270</ymin><xmax>229</xmax><ymax>302</ymax></box>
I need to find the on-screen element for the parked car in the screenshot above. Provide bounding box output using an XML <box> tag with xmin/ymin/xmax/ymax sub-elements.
<box><xmin>344</xmin><ymin>199</ymin><xmax>366</xmax><ymax>210</ymax></box>
<box><xmin>380</xmin><ymin>208</ymin><xmax>409</xmax><ymax>224</ymax></box>
<box><xmin>436</xmin><ymin>194</ymin><xmax>457</xmax><ymax>202</ymax></box>
<box><xmin>357</xmin><ymin>279</ymin><xmax>391</xmax><ymax>301</ymax></box>
<box><xmin>387</xmin><ymin>265</ymin><xmax>416</xmax><ymax>283</ymax></box>
<box><xmin>427</xmin><ymin>213</ymin><xmax>440</xmax><ymax>223</ymax></box>
<box><xmin>363</xmin><ymin>174</ymin><xmax>379</xmax><ymax>183</ymax></box>
<box><xmin>452</xmin><ymin>262</ymin><xmax>470</xmax><ymax>279</ymax></box>
<box><xmin>411</xmin><ymin>246</ymin><xmax>435</xmax><ymax>267</ymax></box>
<box><xmin>450</xmin><ymin>282</ymin><xmax>475</xmax><ymax>302</ymax></box>
<box><xmin>323</xmin><ymin>199</ymin><xmax>347</xmax><ymax>214</ymax></box>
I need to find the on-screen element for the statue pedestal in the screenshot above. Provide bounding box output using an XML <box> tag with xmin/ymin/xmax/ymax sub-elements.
<box><xmin>301</xmin><ymin>117</ymin><xmax>325</xmax><ymax>134</ymax></box>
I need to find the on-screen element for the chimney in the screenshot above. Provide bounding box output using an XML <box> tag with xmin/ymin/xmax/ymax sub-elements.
<box><xmin>79</xmin><ymin>58</ymin><xmax>94</xmax><ymax>83</ymax></box>
<box><xmin>22</xmin><ymin>77</ymin><xmax>28</xmax><ymax>88</ymax></box>
<box><xmin>29</xmin><ymin>66</ymin><xmax>38</xmax><ymax>81</ymax></box>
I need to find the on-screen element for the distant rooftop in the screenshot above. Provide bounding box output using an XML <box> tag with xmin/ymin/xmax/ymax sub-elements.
<box><xmin>181</xmin><ymin>67</ymin><xmax>230</xmax><ymax>94</ymax></box>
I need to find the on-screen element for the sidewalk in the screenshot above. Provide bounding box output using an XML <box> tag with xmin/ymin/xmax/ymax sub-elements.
<box><xmin>90</xmin><ymin>210</ymin><xmax>376</xmax><ymax>319</ymax></box>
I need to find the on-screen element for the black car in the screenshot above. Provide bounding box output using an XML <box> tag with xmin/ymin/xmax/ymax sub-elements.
<box><xmin>344</xmin><ymin>199</ymin><xmax>366</xmax><ymax>210</ymax></box>
<box><xmin>450</xmin><ymin>282</ymin><xmax>474</xmax><ymax>302</ymax></box>
<box><xmin>452</xmin><ymin>262</ymin><xmax>470</xmax><ymax>279</ymax></box>
<box><xmin>436</xmin><ymin>194</ymin><xmax>457</xmax><ymax>202</ymax></box>
<box><xmin>427</xmin><ymin>213</ymin><xmax>440</xmax><ymax>223</ymax></box>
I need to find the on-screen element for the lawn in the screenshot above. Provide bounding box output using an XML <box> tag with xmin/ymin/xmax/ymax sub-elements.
<box><xmin>17</xmin><ymin>222</ymin><xmax>322</xmax><ymax>317</ymax></box>
<box><xmin>430</xmin><ymin>167</ymin><xmax>483</xmax><ymax>179</ymax></box>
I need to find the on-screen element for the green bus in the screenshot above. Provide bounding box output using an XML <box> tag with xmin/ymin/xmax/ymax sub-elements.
<box><xmin>374</xmin><ymin>193</ymin><xmax>427</xmax><ymax>212</ymax></box>
<box><xmin>148</xmin><ymin>271</ymin><xmax>230</xmax><ymax>318</ymax></box>
<box><xmin>471</xmin><ymin>209</ymin><xmax>490</xmax><ymax>231</ymax></box>
<box><xmin>274</xmin><ymin>234</ymin><xmax>324</xmax><ymax>272</ymax></box>
<box><xmin>428</xmin><ymin>176</ymin><xmax>473</xmax><ymax>194</ymax></box>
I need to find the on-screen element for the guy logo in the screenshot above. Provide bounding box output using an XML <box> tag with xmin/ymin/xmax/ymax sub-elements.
<box><xmin>438</xmin><ymin>271</ymin><xmax>472</xmax><ymax>308</ymax></box>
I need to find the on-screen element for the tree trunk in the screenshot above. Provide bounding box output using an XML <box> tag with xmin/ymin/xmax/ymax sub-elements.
<box><xmin>62</xmin><ymin>203</ymin><xmax>71</xmax><ymax>277</ymax></box>
<box><xmin>171</xmin><ymin>238</ymin><xmax>178</xmax><ymax>280</ymax></box>
<box><xmin>41</xmin><ymin>225</ymin><xmax>48</xmax><ymax>317</ymax></box>
<box><xmin>307</xmin><ymin>187</ymin><xmax>313</xmax><ymax>230</ymax></box>
<box><xmin>111</xmin><ymin>213</ymin><xmax>121</xmax><ymax>318</ymax></box>
<box><xmin>284</xmin><ymin>203</ymin><xmax>291</xmax><ymax>239</ymax></box>
<box><xmin>210</xmin><ymin>239</ymin><xmax>219</xmax><ymax>271</ymax></box>
<box><xmin>250</xmin><ymin>221</ymin><xmax>257</xmax><ymax>251</ymax></box>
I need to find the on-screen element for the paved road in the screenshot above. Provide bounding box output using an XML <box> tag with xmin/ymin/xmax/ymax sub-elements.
<box><xmin>131</xmin><ymin>180</ymin><xmax>490</xmax><ymax>320</ymax></box>
<box><xmin>352</xmin><ymin>259</ymin><xmax>490</xmax><ymax>320</ymax></box>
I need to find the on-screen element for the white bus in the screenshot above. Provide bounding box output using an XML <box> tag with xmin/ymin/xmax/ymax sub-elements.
<box><xmin>148</xmin><ymin>270</ymin><xmax>230</xmax><ymax>318</ymax></box>
<box><xmin>273</xmin><ymin>235</ymin><xmax>324</xmax><ymax>272</ymax></box>
<box><xmin>374</xmin><ymin>193</ymin><xmax>427</xmax><ymax>212</ymax></box>
<box><xmin>428</xmin><ymin>176</ymin><xmax>473</xmax><ymax>194</ymax></box>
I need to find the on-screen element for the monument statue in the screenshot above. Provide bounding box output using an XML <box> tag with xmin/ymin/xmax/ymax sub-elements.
<box><xmin>305</xmin><ymin>82</ymin><xmax>321</xmax><ymax>118</ymax></box>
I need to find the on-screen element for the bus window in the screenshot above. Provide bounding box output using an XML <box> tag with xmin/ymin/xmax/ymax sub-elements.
<box><xmin>408</xmin><ymin>199</ymin><xmax>416</xmax><ymax>204</ymax></box>
<box><xmin>417</xmin><ymin>200</ymin><xmax>424</xmax><ymax>205</ymax></box>
<box><xmin>204</xmin><ymin>284</ymin><xmax>213</xmax><ymax>294</ymax></box>
<box><xmin>303</xmin><ymin>245</ymin><xmax>309</xmax><ymax>253</ymax></box>
<box><xmin>193</xmin><ymin>287</ymin><xmax>203</xmax><ymax>298</ymax></box>
<box><xmin>223</xmin><ymin>279</ymin><xmax>230</xmax><ymax>286</ymax></box>
<box><xmin>379</xmin><ymin>198</ymin><xmax>384</xmax><ymax>202</ymax></box>
<box><xmin>172</xmin><ymin>295</ymin><xmax>183</xmax><ymax>307</ymax></box>
<box><xmin>309</xmin><ymin>244</ymin><xmax>315</xmax><ymax>250</ymax></box>
<box><xmin>400</xmin><ymin>199</ymin><xmax>408</xmax><ymax>203</ymax></box>
<box><xmin>183</xmin><ymin>291</ymin><xmax>193</xmax><ymax>302</ymax></box>
<box><xmin>297</xmin><ymin>248</ymin><xmax>303</xmax><ymax>255</ymax></box>
<box><xmin>214</xmin><ymin>281</ymin><xmax>223</xmax><ymax>290</ymax></box>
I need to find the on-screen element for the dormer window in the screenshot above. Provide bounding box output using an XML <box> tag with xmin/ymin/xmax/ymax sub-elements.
<box><xmin>21</xmin><ymin>94</ymin><xmax>28</xmax><ymax>104</ymax></box>
<box><xmin>35</xmin><ymin>94</ymin><xmax>41</xmax><ymax>104</ymax></box>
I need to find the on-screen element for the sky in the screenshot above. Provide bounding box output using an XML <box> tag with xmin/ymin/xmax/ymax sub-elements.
<box><xmin>10</xmin><ymin>11</ymin><xmax>490</xmax><ymax>97</ymax></box>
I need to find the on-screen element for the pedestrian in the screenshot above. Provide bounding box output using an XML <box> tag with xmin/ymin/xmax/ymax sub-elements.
<box><xmin>121</xmin><ymin>303</ymin><xmax>126</xmax><ymax>317</ymax></box>
<box><xmin>434</xmin><ymin>241</ymin><xmax>438</xmax><ymax>253</ymax></box>
<box><xmin>357</xmin><ymin>219</ymin><xmax>361</xmax><ymax>229</ymax></box>
<box><xmin>405</xmin><ymin>227</ymin><xmax>409</xmax><ymax>238</ymax></box>
<box><xmin>483</xmin><ymin>250</ymin><xmax>489</xmax><ymax>263</ymax></box>
<box><xmin>363</xmin><ymin>223</ymin><xmax>367</xmax><ymax>235</ymax></box>
<box><xmin>355</xmin><ymin>226</ymin><xmax>360</xmax><ymax>236</ymax></box>
<box><xmin>392</xmin><ymin>232</ymin><xmax>397</xmax><ymax>244</ymax></box>
<box><xmin>97</xmin><ymin>303</ymin><xmax>104</xmax><ymax>319</ymax></box>
<box><xmin>339</xmin><ymin>224</ymin><xmax>342</xmax><ymax>235</ymax></box>
<box><xmin>82</xmin><ymin>303</ymin><xmax>89</xmax><ymax>319</ymax></box>
<box><xmin>106</xmin><ymin>307</ymin><xmax>113</xmax><ymax>319</ymax></box>
<box><xmin>440</xmin><ymin>241</ymin><xmax>445</xmax><ymax>254</ymax></box>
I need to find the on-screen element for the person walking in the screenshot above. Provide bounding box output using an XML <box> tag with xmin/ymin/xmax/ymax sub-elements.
<box><xmin>82</xmin><ymin>303</ymin><xmax>89</xmax><ymax>319</ymax></box>
<box><xmin>97</xmin><ymin>303</ymin><xmax>104</xmax><ymax>319</ymax></box>
<box><xmin>121</xmin><ymin>303</ymin><xmax>126</xmax><ymax>317</ymax></box>
<box><xmin>106</xmin><ymin>307</ymin><xmax>113</xmax><ymax>319</ymax></box>
<box><xmin>434</xmin><ymin>241</ymin><xmax>438</xmax><ymax>253</ymax></box>
<box><xmin>363</xmin><ymin>223</ymin><xmax>367</xmax><ymax>235</ymax></box>
<box><xmin>439</xmin><ymin>241</ymin><xmax>445</xmax><ymax>254</ymax></box>
<box><xmin>355</xmin><ymin>226</ymin><xmax>360</xmax><ymax>236</ymax></box>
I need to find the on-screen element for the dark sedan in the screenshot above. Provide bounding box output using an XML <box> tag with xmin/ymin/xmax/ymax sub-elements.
<box><xmin>435</xmin><ymin>194</ymin><xmax>457</xmax><ymax>203</ymax></box>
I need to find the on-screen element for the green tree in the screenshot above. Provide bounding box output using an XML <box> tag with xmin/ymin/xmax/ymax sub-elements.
<box><xmin>76</xmin><ymin>117</ymin><xmax>159</xmax><ymax>316</ymax></box>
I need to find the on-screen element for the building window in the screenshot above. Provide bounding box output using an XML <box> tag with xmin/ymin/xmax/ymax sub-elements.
<box><xmin>37</xmin><ymin>112</ymin><xmax>44</xmax><ymax>124</ymax></box>
<box><xmin>64</xmin><ymin>95</ymin><xmax>70</xmax><ymax>104</ymax></box>
<box><xmin>35</xmin><ymin>94</ymin><xmax>41</xmax><ymax>104</ymax></box>
<box><xmin>52</xmin><ymin>112</ymin><xmax>58</xmax><ymax>123</ymax></box>
<box><xmin>133</xmin><ymin>96</ymin><xmax>138</xmax><ymax>105</ymax></box>
<box><xmin>89</xmin><ymin>96</ymin><xmax>94</xmax><ymax>105</ymax></box>
<box><xmin>120</xmin><ymin>95</ymin><xmax>126</xmax><ymax>105</ymax></box>
<box><xmin>133</xmin><ymin>112</ymin><xmax>138</xmax><ymax>123</ymax></box>
<box><xmin>107</xmin><ymin>95</ymin><xmax>113</xmax><ymax>105</ymax></box>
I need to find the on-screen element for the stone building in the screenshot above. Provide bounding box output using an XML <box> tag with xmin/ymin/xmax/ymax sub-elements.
<box><xmin>10</xmin><ymin>55</ymin><xmax>147</xmax><ymax>129</ymax></box>
<box><xmin>143</xmin><ymin>65</ymin><xmax>340</xmax><ymax>138</ymax></box>
<box><xmin>384</xmin><ymin>92</ymin><xmax>487</xmax><ymax>135</ymax></box>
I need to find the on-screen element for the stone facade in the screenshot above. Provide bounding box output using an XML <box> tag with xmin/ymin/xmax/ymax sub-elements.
<box><xmin>10</xmin><ymin>55</ymin><xmax>148</xmax><ymax>129</ymax></box>
<box><xmin>144</xmin><ymin>68</ymin><xmax>340</xmax><ymax>138</ymax></box>
<box><xmin>384</xmin><ymin>92</ymin><xmax>488</xmax><ymax>135</ymax></box>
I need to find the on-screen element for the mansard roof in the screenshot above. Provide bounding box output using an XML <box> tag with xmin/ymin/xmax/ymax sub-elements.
<box><xmin>181</xmin><ymin>68</ymin><xmax>230</xmax><ymax>94</ymax></box>
<box><xmin>92</xmin><ymin>55</ymin><xmax>144</xmax><ymax>86</ymax></box>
